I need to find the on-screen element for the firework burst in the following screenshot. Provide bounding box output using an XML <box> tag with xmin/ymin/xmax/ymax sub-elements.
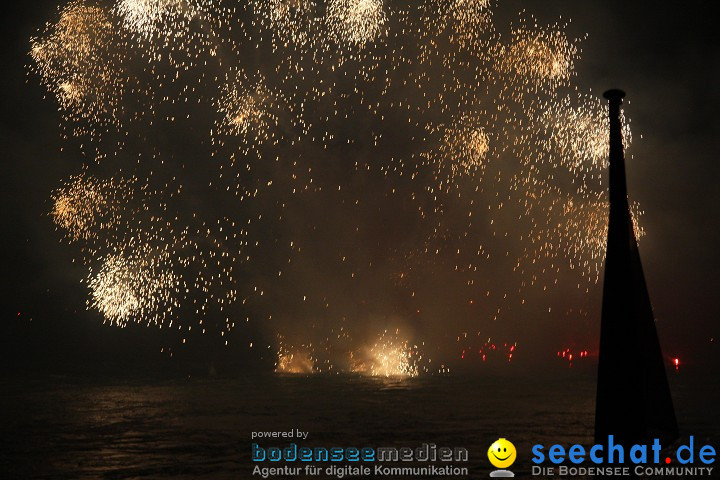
<box><xmin>216</xmin><ymin>73</ymin><xmax>280</xmax><ymax>140</ymax></box>
<box><xmin>426</xmin><ymin>113</ymin><xmax>492</xmax><ymax>181</ymax></box>
<box><xmin>351</xmin><ymin>330</ymin><xmax>419</xmax><ymax>377</ymax></box>
<box><xmin>262</xmin><ymin>0</ymin><xmax>320</xmax><ymax>46</ymax></box>
<box><xmin>115</xmin><ymin>0</ymin><xmax>206</xmax><ymax>40</ymax></box>
<box><xmin>32</xmin><ymin>0</ymin><xmax>638</xmax><ymax>367</ymax></box>
<box><xmin>542</xmin><ymin>94</ymin><xmax>632</xmax><ymax>173</ymax></box>
<box><xmin>498</xmin><ymin>16</ymin><xmax>580</xmax><ymax>90</ymax></box>
<box><xmin>326</xmin><ymin>0</ymin><xmax>387</xmax><ymax>47</ymax></box>
<box><xmin>446</xmin><ymin>0</ymin><xmax>492</xmax><ymax>48</ymax></box>
<box><xmin>88</xmin><ymin>250</ymin><xmax>178</xmax><ymax>327</ymax></box>
<box><xmin>51</xmin><ymin>174</ymin><xmax>134</xmax><ymax>242</ymax></box>
<box><xmin>30</xmin><ymin>1</ymin><xmax>127</xmax><ymax>129</ymax></box>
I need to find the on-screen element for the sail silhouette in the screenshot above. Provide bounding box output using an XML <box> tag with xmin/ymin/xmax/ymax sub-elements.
<box><xmin>594</xmin><ymin>89</ymin><xmax>678</xmax><ymax>446</ymax></box>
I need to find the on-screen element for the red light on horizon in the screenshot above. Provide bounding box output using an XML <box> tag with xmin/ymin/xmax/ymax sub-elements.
<box><xmin>557</xmin><ymin>347</ymin><xmax>590</xmax><ymax>367</ymax></box>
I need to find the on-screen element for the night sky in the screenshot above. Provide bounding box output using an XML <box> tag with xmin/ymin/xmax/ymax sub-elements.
<box><xmin>1</xmin><ymin>0</ymin><xmax>718</xmax><ymax>376</ymax></box>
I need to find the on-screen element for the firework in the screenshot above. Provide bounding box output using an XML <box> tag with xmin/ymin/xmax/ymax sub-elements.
<box><xmin>216</xmin><ymin>72</ymin><xmax>280</xmax><ymax>140</ymax></box>
<box><xmin>51</xmin><ymin>174</ymin><xmax>133</xmax><ymax>242</ymax></box>
<box><xmin>498</xmin><ymin>17</ymin><xmax>579</xmax><ymax>89</ymax></box>
<box><xmin>557</xmin><ymin>347</ymin><xmax>590</xmax><ymax>367</ymax></box>
<box><xmin>326</xmin><ymin>0</ymin><xmax>386</xmax><ymax>47</ymax></box>
<box><xmin>426</xmin><ymin>113</ymin><xmax>491</xmax><ymax>180</ymax></box>
<box><xmin>30</xmin><ymin>0</ymin><xmax>126</xmax><ymax>129</ymax></box>
<box><xmin>262</xmin><ymin>0</ymin><xmax>319</xmax><ymax>46</ymax></box>
<box><xmin>521</xmin><ymin>193</ymin><xmax>645</xmax><ymax>284</ymax></box>
<box><xmin>457</xmin><ymin>334</ymin><xmax>517</xmax><ymax>363</ymax></box>
<box><xmin>31</xmin><ymin>0</ymin><xmax>637</xmax><ymax>362</ymax></box>
<box><xmin>542</xmin><ymin>94</ymin><xmax>632</xmax><ymax>173</ymax></box>
<box><xmin>115</xmin><ymin>0</ymin><xmax>207</xmax><ymax>40</ymax></box>
<box><xmin>351</xmin><ymin>330</ymin><xmax>419</xmax><ymax>377</ymax></box>
<box><xmin>88</xmin><ymin>250</ymin><xmax>178</xmax><ymax>327</ymax></box>
<box><xmin>275</xmin><ymin>336</ymin><xmax>316</xmax><ymax>373</ymax></box>
<box><xmin>276</xmin><ymin>350</ymin><xmax>315</xmax><ymax>373</ymax></box>
<box><xmin>446</xmin><ymin>0</ymin><xmax>492</xmax><ymax>49</ymax></box>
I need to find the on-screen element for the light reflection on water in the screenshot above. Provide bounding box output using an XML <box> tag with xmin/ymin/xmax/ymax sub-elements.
<box><xmin>0</xmin><ymin>372</ymin><xmax>715</xmax><ymax>479</ymax></box>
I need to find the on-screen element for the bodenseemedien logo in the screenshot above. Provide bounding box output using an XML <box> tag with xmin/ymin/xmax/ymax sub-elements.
<box><xmin>251</xmin><ymin>441</ymin><xmax>471</xmax><ymax>478</ymax></box>
<box><xmin>488</xmin><ymin>438</ymin><xmax>516</xmax><ymax>477</ymax></box>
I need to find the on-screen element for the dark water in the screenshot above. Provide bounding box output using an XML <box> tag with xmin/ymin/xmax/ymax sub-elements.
<box><xmin>0</xmin><ymin>371</ymin><xmax>717</xmax><ymax>479</ymax></box>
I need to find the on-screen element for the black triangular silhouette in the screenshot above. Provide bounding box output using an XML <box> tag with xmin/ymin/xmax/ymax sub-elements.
<box><xmin>594</xmin><ymin>89</ymin><xmax>678</xmax><ymax>446</ymax></box>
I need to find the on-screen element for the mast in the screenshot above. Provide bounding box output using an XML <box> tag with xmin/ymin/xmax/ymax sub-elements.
<box><xmin>594</xmin><ymin>89</ymin><xmax>678</xmax><ymax>445</ymax></box>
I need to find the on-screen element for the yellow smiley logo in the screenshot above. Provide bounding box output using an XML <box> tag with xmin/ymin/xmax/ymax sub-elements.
<box><xmin>488</xmin><ymin>438</ymin><xmax>516</xmax><ymax>469</ymax></box>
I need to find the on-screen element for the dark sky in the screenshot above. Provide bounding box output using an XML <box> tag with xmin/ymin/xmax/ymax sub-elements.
<box><xmin>1</xmin><ymin>0</ymin><xmax>718</xmax><ymax>374</ymax></box>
